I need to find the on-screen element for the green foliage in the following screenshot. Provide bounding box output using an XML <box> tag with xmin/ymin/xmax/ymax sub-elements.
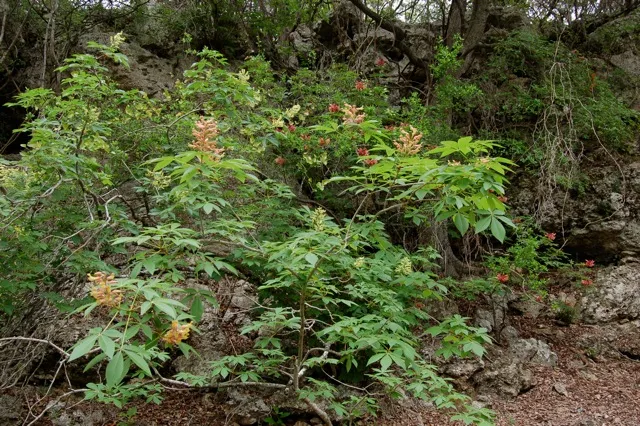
<box><xmin>264</xmin><ymin>407</ymin><xmax>291</xmax><ymax>425</ymax></box>
<box><xmin>0</xmin><ymin>38</ymin><xmax>518</xmax><ymax>425</ymax></box>
<box><xmin>431</xmin><ymin>37</ymin><xmax>482</xmax><ymax>119</ymax></box>
<box><xmin>486</xmin><ymin>220</ymin><xmax>568</xmax><ymax>291</ymax></box>
<box><xmin>324</xmin><ymin>134</ymin><xmax>515</xmax><ymax>243</ymax></box>
<box><xmin>479</xmin><ymin>28</ymin><xmax>639</xmax><ymax>164</ymax></box>
<box><xmin>551</xmin><ymin>300</ymin><xmax>577</xmax><ymax>325</ymax></box>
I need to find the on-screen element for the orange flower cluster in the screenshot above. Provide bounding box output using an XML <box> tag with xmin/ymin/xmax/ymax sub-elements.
<box><xmin>189</xmin><ymin>117</ymin><xmax>225</xmax><ymax>160</ymax></box>
<box><xmin>162</xmin><ymin>321</ymin><xmax>193</xmax><ymax>345</ymax></box>
<box><xmin>88</xmin><ymin>272</ymin><xmax>122</xmax><ymax>308</ymax></box>
<box><xmin>394</xmin><ymin>126</ymin><xmax>423</xmax><ymax>155</ymax></box>
<box><xmin>341</xmin><ymin>104</ymin><xmax>365</xmax><ymax>125</ymax></box>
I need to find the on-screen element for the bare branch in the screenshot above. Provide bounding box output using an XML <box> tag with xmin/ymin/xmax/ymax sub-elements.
<box><xmin>0</xmin><ymin>337</ymin><xmax>70</xmax><ymax>358</ymax></box>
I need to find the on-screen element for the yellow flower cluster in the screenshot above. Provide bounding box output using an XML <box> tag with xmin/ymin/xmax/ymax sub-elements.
<box><xmin>190</xmin><ymin>117</ymin><xmax>225</xmax><ymax>160</ymax></box>
<box><xmin>395</xmin><ymin>257</ymin><xmax>413</xmax><ymax>276</ymax></box>
<box><xmin>109</xmin><ymin>32</ymin><xmax>126</xmax><ymax>50</ymax></box>
<box><xmin>310</xmin><ymin>208</ymin><xmax>327</xmax><ymax>232</ymax></box>
<box><xmin>272</xmin><ymin>117</ymin><xmax>285</xmax><ymax>128</ymax></box>
<box><xmin>341</xmin><ymin>104</ymin><xmax>366</xmax><ymax>125</ymax></box>
<box><xmin>394</xmin><ymin>126</ymin><xmax>423</xmax><ymax>156</ymax></box>
<box><xmin>285</xmin><ymin>104</ymin><xmax>301</xmax><ymax>119</ymax></box>
<box><xmin>162</xmin><ymin>321</ymin><xmax>193</xmax><ymax>345</ymax></box>
<box><xmin>146</xmin><ymin>170</ymin><xmax>171</xmax><ymax>190</ymax></box>
<box><xmin>0</xmin><ymin>164</ymin><xmax>19</xmax><ymax>187</ymax></box>
<box><xmin>88</xmin><ymin>272</ymin><xmax>123</xmax><ymax>308</ymax></box>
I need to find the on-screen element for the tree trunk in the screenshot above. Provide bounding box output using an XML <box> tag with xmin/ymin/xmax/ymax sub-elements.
<box><xmin>458</xmin><ymin>0</ymin><xmax>490</xmax><ymax>76</ymax></box>
<box><xmin>444</xmin><ymin>0</ymin><xmax>465</xmax><ymax>47</ymax></box>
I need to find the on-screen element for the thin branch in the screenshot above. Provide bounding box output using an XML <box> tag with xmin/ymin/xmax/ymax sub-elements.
<box><xmin>304</xmin><ymin>397</ymin><xmax>333</xmax><ymax>426</ymax></box>
<box><xmin>0</xmin><ymin>337</ymin><xmax>70</xmax><ymax>358</ymax></box>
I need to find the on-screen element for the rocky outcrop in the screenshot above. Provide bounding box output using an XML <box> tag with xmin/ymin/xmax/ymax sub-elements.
<box><xmin>473</xmin><ymin>338</ymin><xmax>557</xmax><ymax>398</ymax></box>
<box><xmin>581</xmin><ymin>263</ymin><xmax>640</xmax><ymax>324</ymax></box>
<box><xmin>77</xmin><ymin>32</ymin><xmax>191</xmax><ymax>98</ymax></box>
<box><xmin>173</xmin><ymin>279</ymin><xmax>255</xmax><ymax>376</ymax></box>
<box><xmin>586</xmin><ymin>8</ymin><xmax>640</xmax><ymax>56</ymax></box>
<box><xmin>511</xmin><ymin>157</ymin><xmax>640</xmax><ymax>263</ymax></box>
<box><xmin>610</xmin><ymin>50</ymin><xmax>640</xmax><ymax>75</ymax></box>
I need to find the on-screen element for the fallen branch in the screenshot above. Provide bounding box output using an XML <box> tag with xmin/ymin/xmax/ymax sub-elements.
<box><xmin>0</xmin><ymin>337</ymin><xmax>70</xmax><ymax>359</ymax></box>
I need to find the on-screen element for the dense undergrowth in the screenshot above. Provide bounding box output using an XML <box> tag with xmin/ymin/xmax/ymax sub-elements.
<box><xmin>0</xmin><ymin>24</ymin><xmax>634</xmax><ymax>425</ymax></box>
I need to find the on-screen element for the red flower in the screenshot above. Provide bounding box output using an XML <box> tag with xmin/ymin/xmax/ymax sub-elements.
<box><xmin>328</xmin><ymin>103</ymin><xmax>340</xmax><ymax>113</ymax></box>
<box><xmin>364</xmin><ymin>158</ymin><xmax>378</xmax><ymax>167</ymax></box>
<box><xmin>581</xmin><ymin>279</ymin><xmax>593</xmax><ymax>286</ymax></box>
<box><xmin>546</xmin><ymin>232</ymin><xmax>556</xmax><ymax>241</ymax></box>
<box><xmin>355</xmin><ymin>80</ymin><xmax>366</xmax><ymax>91</ymax></box>
<box><xmin>375</xmin><ymin>57</ymin><xmax>387</xmax><ymax>67</ymax></box>
<box><xmin>496</xmin><ymin>273</ymin><xmax>509</xmax><ymax>283</ymax></box>
<box><xmin>301</xmin><ymin>134</ymin><xmax>311</xmax><ymax>141</ymax></box>
<box><xmin>357</xmin><ymin>147</ymin><xmax>369</xmax><ymax>157</ymax></box>
<box><xmin>585</xmin><ymin>260</ymin><xmax>595</xmax><ymax>268</ymax></box>
<box><xmin>275</xmin><ymin>156</ymin><xmax>286</xmax><ymax>166</ymax></box>
<box><xmin>497</xmin><ymin>196</ymin><xmax>508</xmax><ymax>203</ymax></box>
<box><xmin>318</xmin><ymin>137</ymin><xmax>330</xmax><ymax>147</ymax></box>
<box><xmin>288</xmin><ymin>124</ymin><xmax>296</xmax><ymax>132</ymax></box>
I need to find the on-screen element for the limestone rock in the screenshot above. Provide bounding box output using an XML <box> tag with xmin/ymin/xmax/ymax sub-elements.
<box><xmin>499</xmin><ymin>325</ymin><xmax>520</xmax><ymax>343</ymax></box>
<box><xmin>508</xmin><ymin>338</ymin><xmax>558</xmax><ymax>366</ymax></box>
<box><xmin>444</xmin><ymin>357</ymin><xmax>485</xmax><ymax>379</ymax></box>
<box><xmin>473</xmin><ymin>358</ymin><xmax>534</xmax><ymax>398</ymax></box>
<box><xmin>473</xmin><ymin>338</ymin><xmax>557</xmax><ymax>397</ymax></box>
<box><xmin>581</xmin><ymin>265</ymin><xmax>640</xmax><ymax>323</ymax></box>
